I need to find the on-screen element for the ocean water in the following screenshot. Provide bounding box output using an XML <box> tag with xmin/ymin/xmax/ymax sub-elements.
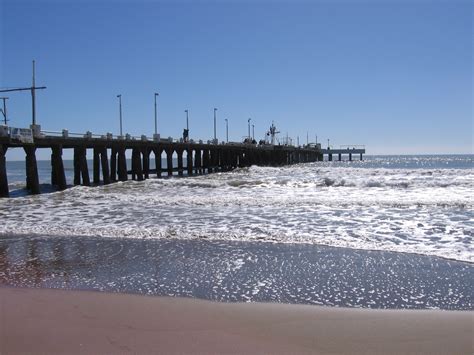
<box><xmin>1</xmin><ymin>154</ymin><xmax>473</xmax><ymax>309</ymax></box>
<box><xmin>1</xmin><ymin>155</ymin><xmax>473</xmax><ymax>263</ymax></box>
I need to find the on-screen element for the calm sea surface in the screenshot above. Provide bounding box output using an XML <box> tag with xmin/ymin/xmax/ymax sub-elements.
<box><xmin>1</xmin><ymin>155</ymin><xmax>472</xmax><ymax>262</ymax></box>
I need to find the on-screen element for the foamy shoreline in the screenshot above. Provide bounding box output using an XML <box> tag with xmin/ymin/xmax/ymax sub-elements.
<box><xmin>1</xmin><ymin>287</ymin><xmax>472</xmax><ymax>354</ymax></box>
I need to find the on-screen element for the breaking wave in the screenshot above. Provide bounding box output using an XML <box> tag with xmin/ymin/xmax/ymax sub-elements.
<box><xmin>1</xmin><ymin>156</ymin><xmax>473</xmax><ymax>263</ymax></box>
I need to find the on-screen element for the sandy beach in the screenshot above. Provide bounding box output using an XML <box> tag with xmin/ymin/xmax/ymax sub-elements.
<box><xmin>1</xmin><ymin>287</ymin><xmax>472</xmax><ymax>354</ymax></box>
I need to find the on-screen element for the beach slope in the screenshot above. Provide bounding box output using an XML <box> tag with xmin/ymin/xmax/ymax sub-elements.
<box><xmin>0</xmin><ymin>287</ymin><xmax>472</xmax><ymax>354</ymax></box>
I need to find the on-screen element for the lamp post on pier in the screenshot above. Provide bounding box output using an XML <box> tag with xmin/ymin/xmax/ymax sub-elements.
<box><xmin>252</xmin><ymin>124</ymin><xmax>255</xmax><ymax>141</ymax></box>
<box><xmin>117</xmin><ymin>94</ymin><xmax>123</xmax><ymax>136</ymax></box>
<box><xmin>213</xmin><ymin>108</ymin><xmax>217</xmax><ymax>143</ymax></box>
<box><xmin>185</xmin><ymin>109</ymin><xmax>189</xmax><ymax>131</ymax></box>
<box><xmin>225</xmin><ymin>118</ymin><xmax>228</xmax><ymax>143</ymax></box>
<box><xmin>247</xmin><ymin>118</ymin><xmax>251</xmax><ymax>140</ymax></box>
<box><xmin>154</xmin><ymin>92</ymin><xmax>159</xmax><ymax>136</ymax></box>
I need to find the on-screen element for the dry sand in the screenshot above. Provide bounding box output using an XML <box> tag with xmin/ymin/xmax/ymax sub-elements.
<box><xmin>0</xmin><ymin>287</ymin><xmax>472</xmax><ymax>354</ymax></box>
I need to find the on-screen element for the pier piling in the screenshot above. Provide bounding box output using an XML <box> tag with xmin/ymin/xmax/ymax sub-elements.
<box><xmin>0</xmin><ymin>145</ymin><xmax>9</xmax><ymax>197</ymax></box>
<box><xmin>202</xmin><ymin>149</ymin><xmax>210</xmax><ymax>173</ymax></box>
<box><xmin>93</xmin><ymin>148</ymin><xmax>100</xmax><ymax>184</ymax></box>
<box><xmin>154</xmin><ymin>147</ymin><xmax>162</xmax><ymax>178</ymax></box>
<box><xmin>110</xmin><ymin>148</ymin><xmax>117</xmax><ymax>182</ymax></box>
<box><xmin>117</xmin><ymin>147</ymin><xmax>128</xmax><ymax>182</ymax></box>
<box><xmin>24</xmin><ymin>146</ymin><xmax>40</xmax><ymax>194</ymax></box>
<box><xmin>51</xmin><ymin>145</ymin><xmax>67</xmax><ymax>190</ymax></box>
<box><xmin>166</xmin><ymin>148</ymin><xmax>173</xmax><ymax>176</ymax></box>
<box><xmin>100</xmin><ymin>147</ymin><xmax>110</xmax><ymax>185</ymax></box>
<box><xmin>142</xmin><ymin>148</ymin><xmax>150</xmax><ymax>179</ymax></box>
<box><xmin>131</xmin><ymin>148</ymin><xmax>144</xmax><ymax>181</ymax></box>
<box><xmin>187</xmin><ymin>148</ymin><xmax>193</xmax><ymax>176</ymax></box>
<box><xmin>177</xmin><ymin>149</ymin><xmax>183</xmax><ymax>176</ymax></box>
<box><xmin>194</xmin><ymin>149</ymin><xmax>202</xmax><ymax>174</ymax></box>
<box><xmin>79</xmin><ymin>148</ymin><xmax>90</xmax><ymax>186</ymax></box>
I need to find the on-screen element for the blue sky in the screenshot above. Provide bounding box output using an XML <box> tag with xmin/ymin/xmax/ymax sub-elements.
<box><xmin>1</xmin><ymin>0</ymin><xmax>472</xmax><ymax>160</ymax></box>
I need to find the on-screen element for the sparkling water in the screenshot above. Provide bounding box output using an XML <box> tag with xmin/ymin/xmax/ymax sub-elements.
<box><xmin>1</xmin><ymin>155</ymin><xmax>472</xmax><ymax>263</ymax></box>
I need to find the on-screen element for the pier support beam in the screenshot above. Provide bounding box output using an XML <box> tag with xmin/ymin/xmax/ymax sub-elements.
<box><xmin>24</xmin><ymin>146</ymin><xmax>40</xmax><ymax>194</ymax></box>
<box><xmin>100</xmin><ymin>147</ymin><xmax>110</xmax><ymax>185</ymax></box>
<box><xmin>338</xmin><ymin>153</ymin><xmax>342</xmax><ymax>162</ymax></box>
<box><xmin>177</xmin><ymin>149</ymin><xmax>184</xmax><ymax>176</ymax></box>
<box><xmin>166</xmin><ymin>148</ymin><xmax>173</xmax><ymax>176</ymax></box>
<box><xmin>51</xmin><ymin>145</ymin><xmax>67</xmax><ymax>190</ymax></box>
<box><xmin>194</xmin><ymin>149</ymin><xmax>202</xmax><ymax>174</ymax></box>
<box><xmin>0</xmin><ymin>145</ymin><xmax>9</xmax><ymax>197</ymax></box>
<box><xmin>131</xmin><ymin>148</ymin><xmax>143</xmax><ymax>181</ymax></box>
<box><xmin>202</xmin><ymin>149</ymin><xmax>210</xmax><ymax>173</ymax></box>
<box><xmin>328</xmin><ymin>153</ymin><xmax>332</xmax><ymax>162</ymax></box>
<box><xmin>110</xmin><ymin>147</ymin><xmax>117</xmax><ymax>182</ymax></box>
<box><xmin>80</xmin><ymin>148</ymin><xmax>90</xmax><ymax>186</ymax></box>
<box><xmin>154</xmin><ymin>147</ymin><xmax>162</xmax><ymax>178</ymax></box>
<box><xmin>117</xmin><ymin>147</ymin><xmax>128</xmax><ymax>182</ymax></box>
<box><xmin>142</xmin><ymin>148</ymin><xmax>150</xmax><ymax>179</ymax></box>
<box><xmin>93</xmin><ymin>148</ymin><xmax>101</xmax><ymax>184</ymax></box>
<box><xmin>208</xmin><ymin>149</ymin><xmax>215</xmax><ymax>173</ymax></box>
<box><xmin>187</xmin><ymin>148</ymin><xmax>193</xmax><ymax>176</ymax></box>
<box><xmin>349</xmin><ymin>153</ymin><xmax>352</xmax><ymax>162</ymax></box>
<box><xmin>360</xmin><ymin>153</ymin><xmax>363</xmax><ymax>161</ymax></box>
<box><xmin>73</xmin><ymin>147</ymin><xmax>90</xmax><ymax>186</ymax></box>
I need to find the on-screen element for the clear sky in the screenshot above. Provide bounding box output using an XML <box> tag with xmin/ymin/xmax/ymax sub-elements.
<box><xmin>1</xmin><ymin>0</ymin><xmax>472</xmax><ymax>160</ymax></box>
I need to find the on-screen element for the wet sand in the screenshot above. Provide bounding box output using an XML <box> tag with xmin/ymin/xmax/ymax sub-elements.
<box><xmin>1</xmin><ymin>287</ymin><xmax>472</xmax><ymax>354</ymax></box>
<box><xmin>1</xmin><ymin>235</ymin><xmax>472</xmax><ymax>310</ymax></box>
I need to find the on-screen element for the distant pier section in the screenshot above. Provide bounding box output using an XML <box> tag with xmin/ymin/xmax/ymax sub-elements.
<box><xmin>321</xmin><ymin>145</ymin><xmax>366</xmax><ymax>161</ymax></box>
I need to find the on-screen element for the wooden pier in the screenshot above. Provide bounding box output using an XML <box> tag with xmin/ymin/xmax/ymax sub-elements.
<box><xmin>0</xmin><ymin>133</ymin><xmax>354</xmax><ymax>198</ymax></box>
<box><xmin>320</xmin><ymin>148</ymin><xmax>366</xmax><ymax>162</ymax></box>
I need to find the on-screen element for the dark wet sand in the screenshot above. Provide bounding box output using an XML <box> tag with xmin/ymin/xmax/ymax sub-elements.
<box><xmin>1</xmin><ymin>235</ymin><xmax>472</xmax><ymax>310</ymax></box>
<box><xmin>1</xmin><ymin>287</ymin><xmax>472</xmax><ymax>354</ymax></box>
